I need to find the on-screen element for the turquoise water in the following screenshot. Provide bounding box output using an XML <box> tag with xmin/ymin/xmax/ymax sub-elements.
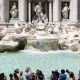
<box><xmin>0</xmin><ymin>50</ymin><xmax>80</xmax><ymax>80</ymax></box>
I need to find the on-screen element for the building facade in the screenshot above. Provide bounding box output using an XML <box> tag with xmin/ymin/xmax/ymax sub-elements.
<box><xmin>0</xmin><ymin>0</ymin><xmax>79</xmax><ymax>23</ymax></box>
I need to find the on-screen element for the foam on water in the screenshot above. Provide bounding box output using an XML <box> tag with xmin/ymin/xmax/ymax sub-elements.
<box><xmin>20</xmin><ymin>50</ymin><xmax>75</xmax><ymax>54</ymax></box>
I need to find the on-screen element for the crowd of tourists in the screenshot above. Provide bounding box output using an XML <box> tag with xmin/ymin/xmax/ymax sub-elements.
<box><xmin>0</xmin><ymin>67</ymin><xmax>80</xmax><ymax>80</ymax></box>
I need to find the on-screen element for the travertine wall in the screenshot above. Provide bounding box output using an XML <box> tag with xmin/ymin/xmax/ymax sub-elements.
<box><xmin>0</xmin><ymin>0</ymin><xmax>79</xmax><ymax>23</ymax></box>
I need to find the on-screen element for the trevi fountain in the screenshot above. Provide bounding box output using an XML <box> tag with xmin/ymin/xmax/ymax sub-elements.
<box><xmin>0</xmin><ymin>1</ymin><xmax>80</xmax><ymax>80</ymax></box>
<box><xmin>0</xmin><ymin>1</ymin><xmax>80</xmax><ymax>53</ymax></box>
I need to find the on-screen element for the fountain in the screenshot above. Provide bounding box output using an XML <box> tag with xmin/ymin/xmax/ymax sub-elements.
<box><xmin>27</xmin><ymin>22</ymin><xmax>59</xmax><ymax>51</ymax></box>
<box><xmin>0</xmin><ymin>2</ymin><xmax>80</xmax><ymax>80</ymax></box>
<box><xmin>0</xmin><ymin>2</ymin><xmax>80</xmax><ymax>53</ymax></box>
<box><xmin>26</xmin><ymin>4</ymin><xmax>59</xmax><ymax>51</ymax></box>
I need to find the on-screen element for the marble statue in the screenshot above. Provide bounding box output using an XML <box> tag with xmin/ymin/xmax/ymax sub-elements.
<box><xmin>32</xmin><ymin>2</ymin><xmax>48</xmax><ymax>23</ymax></box>
<box><xmin>0</xmin><ymin>19</ymin><xmax>80</xmax><ymax>52</ymax></box>
<box><xmin>34</xmin><ymin>2</ymin><xmax>42</xmax><ymax>13</ymax></box>
<box><xmin>62</xmin><ymin>3</ymin><xmax>70</xmax><ymax>19</ymax></box>
<box><xmin>10</xmin><ymin>3</ymin><xmax>18</xmax><ymax>19</ymax></box>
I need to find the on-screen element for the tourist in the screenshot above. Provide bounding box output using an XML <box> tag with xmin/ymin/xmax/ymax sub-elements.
<box><xmin>54</xmin><ymin>70</ymin><xmax>60</xmax><ymax>80</ymax></box>
<box><xmin>0</xmin><ymin>69</ymin><xmax>80</xmax><ymax>80</ymax></box>
<box><xmin>60</xmin><ymin>69</ymin><xmax>67</xmax><ymax>80</ymax></box>
<box><xmin>13</xmin><ymin>73</ymin><xmax>19</xmax><ymax>80</ymax></box>
<box><xmin>19</xmin><ymin>71</ymin><xmax>23</xmax><ymax>80</ymax></box>
<box><xmin>78</xmin><ymin>71</ymin><xmax>80</xmax><ymax>80</ymax></box>
<box><xmin>0</xmin><ymin>74</ymin><xmax>1</xmax><ymax>80</ymax></box>
<box><xmin>35</xmin><ymin>69</ymin><xmax>40</xmax><ymax>80</ymax></box>
<box><xmin>34</xmin><ymin>69</ymin><xmax>45</xmax><ymax>80</ymax></box>
<box><xmin>48</xmin><ymin>71</ymin><xmax>56</xmax><ymax>80</ymax></box>
<box><xmin>25</xmin><ymin>67</ymin><xmax>31</xmax><ymax>80</ymax></box>
<box><xmin>66</xmin><ymin>69</ymin><xmax>74</xmax><ymax>77</ymax></box>
<box><xmin>30</xmin><ymin>73</ymin><xmax>35</xmax><ymax>80</ymax></box>
<box><xmin>66</xmin><ymin>69</ymin><xmax>70</xmax><ymax>74</ymax></box>
<box><xmin>66</xmin><ymin>69</ymin><xmax>75</xmax><ymax>80</ymax></box>
<box><xmin>38</xmin><ymin>70</ymin><xmax>45</xmax><ymax>80</ymax></box>
<box><xmin>0</xmin><ymin>73</ymin><xmax>7</xmax><ymax>80</ymax></box>
<box><xmin>9</xmin><ymin>74</ymin><xmax>13</xmax><ymax>80</ymax></box>
<box><xmin>68</xmin><ymin>72</ymin><xmax>75</xmax><ymax>80</ymax></box>
<box><xmin>14</xmin><ymin>69</ymin><xmax>20</xmax><ymax>79</ymax></box>
<box><xmin>14</xmin><ymin>69</ymin><xmax>19</xmax><ymax>74</ymax></box>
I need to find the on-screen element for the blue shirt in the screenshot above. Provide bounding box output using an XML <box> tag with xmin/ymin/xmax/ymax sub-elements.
<box><xmin>60</xmin><ymin>74</ymin><xmax>67</xmax><ymax>80</ymax></box>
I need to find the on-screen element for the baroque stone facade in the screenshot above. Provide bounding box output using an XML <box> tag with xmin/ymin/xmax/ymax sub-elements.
<box><xmin>0</xmin><ymin>0</ymin><xmax>80</xmax><ymax>53</ymax></box>
<box><xmin>0</xmin><ymin>0</ymin><xmax>79</xmax><ymax>23</ymax></box>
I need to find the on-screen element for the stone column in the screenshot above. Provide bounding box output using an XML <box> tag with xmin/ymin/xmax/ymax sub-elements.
<box><xmin>19</xmin><ymin>0</ymin><xmax>27</xmax><ymax>22</ymax></box>
<box><xmin>49</xmin><ymin>1</ymin><xmax>52</xmax><ymax>22</ymax></box>
<box><xmin>53</xmin><ymin>0</ymin><xmax>60</xmax><ymax>22</ymax></box>
<box><xmin>70</xmin><ymin>0</ymin><xmax>73</xmax><ymax>21</ymax></box>
<box><xmin>45</xmin><ymin>2</ymin><xmax>47</xmax><ymax>15</ymax></box>
<box><xmin>28</xmin><ymin>1</ymin><xmax>31</xmax><ymax>22</ymax></box>
<box><xmin>72</xmin><ymin>0</ymin><xmax>78</xmax><ymax>22</ymax></box>
<box><xmin>0</xmin><ymin>0</ymin><xmax>9</xmax><ymax>22</ymax></box>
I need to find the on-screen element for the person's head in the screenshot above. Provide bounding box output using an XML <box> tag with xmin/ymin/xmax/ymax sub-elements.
<box><xmin>39</xmin><ymin>70</ymin><xmax>42</xmax><ymax>75</ymax></box>
<box><xmin>39</xmin><ymin>2</ymin><xmax>41</xmax><ymax>6</ymax></box>
<box><xmin>55</xmin><ymin>71</ymin><xmax>60</xmax><ymax>78</ymax></box>
<box><xmin>14</xmin><ymin>3</ymin><xmax>16</xmax><ymax>5</ymax></box>
<box><xmin>61</xmin><ymin>69</ymin><xmax>65</xmax><ymax>74</ymax></box>
<box><xmin>66</xmin><ymin>69</ymin><xmax>70</xmax><ymax>73</ymax></box>
<box><xmin>0</xmin><ymin>73</ymin><xmax>5</xmax><ymax>80</ymax></box>
<box><xmin>9</xmin><ymin>74</ymin><xmax>13</xmax><ymax>78</ymax></box>
<box><xmin>36</xmin><ymin>6</ymin><xmax>42</xmax><ymax>14</ymax></box>
<box><xmin>16</xmin><ymin>69</ymin><xmax>19</xmax><ymax>73</ymax></box>
<box><xmin>25</xmin><ymin>67</ymin><xmax>29</xmax><ymax>72</ymax></box>
<box><xmin>36</xmin><ymin>69</ymin><xmax>40</xmax><ymax>75</ymax></box>
<box><xmin>1</xmin><ymin>73</ymin><xmax>4</xmax><ymax>77</ymax></box>
<box><xmin>52</xmin><ymin>71</ymin><xmax>55</xmax><ymax>75</ymax></box>
<box><xmin>55</xmin><ymin>69</ymin><xmax>58</xmax><ymax>72</ymax></box>
<box><xmin>65</xmin><ymin>3</ymin><xmax>68</xmax><ymax>6</ymax></box>
<box><xmin>36</xmin><ymin>69</ymin><xmax>39</xmax><ymax>73</ymax></box>
<box><xmin>14</xmin><ymin>69</ymin><xmax>19</xmax><ymax>74</ymax></box>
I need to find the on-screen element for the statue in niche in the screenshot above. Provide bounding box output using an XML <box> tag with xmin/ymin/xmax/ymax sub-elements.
<box><xmin>10</xmin><ymin>3</ymin><xmax>18</xmax><ymax>19</ymax></box>
<box><xmin>32</xmin><ymin>2</ymin><xmax>48</xmax><ymax>23</ymax></box>
<box><xmin>62</xmin><ymin>3</ymin><xmax>70</xmax><ymax>20</ymax></box>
